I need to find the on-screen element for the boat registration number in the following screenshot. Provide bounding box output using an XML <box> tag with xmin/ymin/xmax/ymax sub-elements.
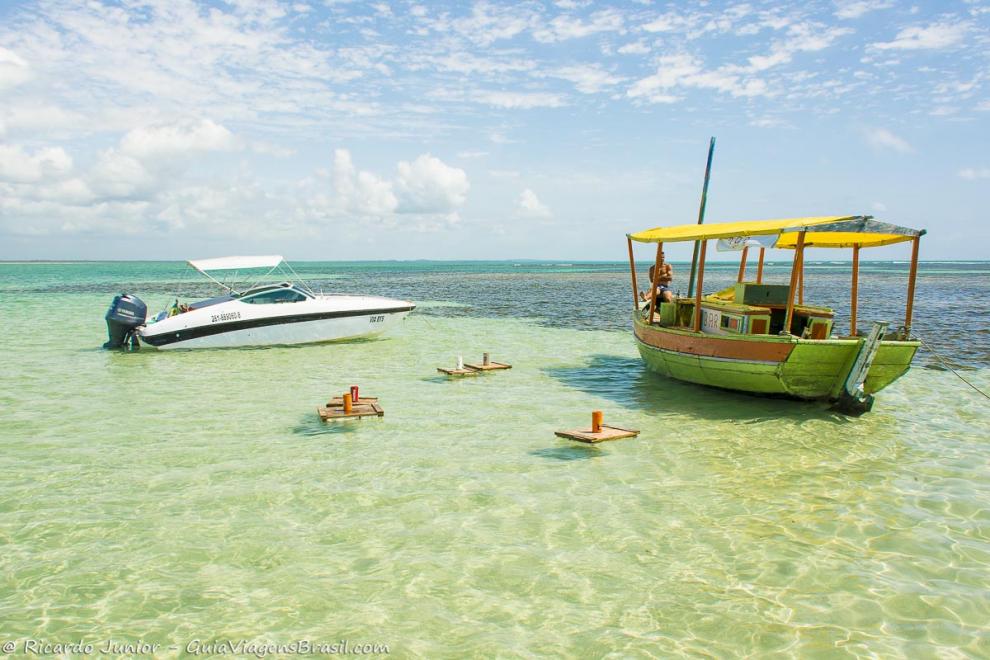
<box><xmin>211</xmin><ymin>311</ymin><xmax>241</xmax><ymax>323</ymax></box>
<box><xmin>369</xmin><ymin>315</ymin><xmax>386</xmax><ymax>323</ymax></box>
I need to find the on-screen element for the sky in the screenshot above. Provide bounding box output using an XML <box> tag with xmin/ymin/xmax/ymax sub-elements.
<box><xmin>0</xmin><ymin>0</ymin><xmax>987</xmax><ymax>261</ymax></box>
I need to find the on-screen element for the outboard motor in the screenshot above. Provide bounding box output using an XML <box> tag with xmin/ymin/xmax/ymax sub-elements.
<box><xmin>103</xmin><ymin>293</ymin><xmax>147</xmax><ymax>350</ymax></box>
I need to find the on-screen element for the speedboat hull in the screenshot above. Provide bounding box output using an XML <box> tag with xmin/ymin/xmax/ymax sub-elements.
<box><xmin>139</xmin><ymin>296</ymin><xmax>414</xmax><ymax>350</ymax></box>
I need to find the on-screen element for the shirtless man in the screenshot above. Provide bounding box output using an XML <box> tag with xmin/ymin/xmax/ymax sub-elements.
<box><xmin>641</xmin><ymin>255</ymin><xmax>674</xmax><ymax>304</ymax></box>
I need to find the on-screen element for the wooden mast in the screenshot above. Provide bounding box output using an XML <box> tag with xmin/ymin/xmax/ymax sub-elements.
<box><xmin>737</xmin><ymin>246</ymin><xmax>749</xmax><ymax>283</ymax></box>
<box><xmin>784</xmin><ymin>231</ymin><xmax>806</xmax><ymax>334</ymax></box>
<box><xmin>904</xmin><ymin>236</ymin><xmax>920</xmax><ymax>334</ymax></box>
<box><xmin>687</xmin><ymin>137</ymin><xmax>716</xmax><ymax>298</ymax></box>
<box><xmin>626</xmin><ymin>237</ymin><xmax>639</xmax><ymax>312</ymax></box>
<box><xmin>756</xmin><ymin>247</ymin><xmax>765</xmax><ymax>283</ymax></box>
<box><xmin>850</xmin><ymin>244</ymin><xmax>860</xmax><ymax>336</ymax></box>
<box><xmin>648</xmin><ymin>243</ymin><xmax>663</xmax><ymax>325</ymax></box>
<box><xmin>693</xmin><ymin>240</ymin><xmax>707</xmax><ymax>333</ymax></box>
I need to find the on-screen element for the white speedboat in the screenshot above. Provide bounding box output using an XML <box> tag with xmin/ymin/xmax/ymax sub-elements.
<box><xmin>104</xmin><ymin>256</ymin><xmax>415</xmax><ymax>350</ymax></box>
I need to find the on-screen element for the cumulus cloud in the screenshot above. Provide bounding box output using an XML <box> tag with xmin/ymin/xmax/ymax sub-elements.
<box><xmin>396</xmin><ymin>154</ymin><xmax>469</xmax><ymax>213</ymax></box>
<box><xmin>516</xmin><ymin>188</ymin><xmax>552</xmax><ymax>219</ymax></box>
<box><xmin>0</xmin><ymin>145</ymin><xmax>72</xmax><ymax>183</ymax></box>
<box><xmin>120</xmin><ymin>119</ymin><xmax>237</xmax><ymax>161</ymax></box>
<box><xmin>872</xmin><ymin>21</ymin><xmax>969</xmax><ymax>50</ymax></box>
<box><xmin>863</xmin><ymin>127</ymin><xmax>913</xmax><ymax>153</ymax></box>
<box><xmin>331</xmin><ymin>149</ymin><xmax>398</xmax><ymax>217</ymax></box>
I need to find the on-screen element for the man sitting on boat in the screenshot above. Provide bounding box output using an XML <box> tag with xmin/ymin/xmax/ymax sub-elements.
<box><xmin>641</xmin><ymin>258</ymin><xmax>674</xmax><ymax>305</ymax></box>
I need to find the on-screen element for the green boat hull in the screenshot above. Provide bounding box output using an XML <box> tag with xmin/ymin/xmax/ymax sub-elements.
<box><xmin>634</xmin><ymin>317</ymin><xmax>919</xmax><ymax>401</ymax></box>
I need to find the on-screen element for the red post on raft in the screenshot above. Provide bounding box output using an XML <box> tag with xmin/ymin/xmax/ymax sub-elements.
<box><xmin>737</xmin><ymin>246</ymin><xmax>749</xmax><ymax>283</ymax></box>
<box><xmin>693</xmin><ymin>240</ymin><xmax>707</xmax><ymax>333</ymax></box>
<box><xmin>627</xmin><ymin>237</ymin><xmax>639</xmax><ymax>312</ymax></box>
<box><xmin>591</xmin><ymin>410</ymin><xmax>603</xmax><ymax>433</ymax></box>
<box><xmin>756</xmin><ymin>247</ymin><xmax>765</xmax><ymax>283</ymax></box>
<box><xmin>905</xmin><ymin>236</ymin><xmax>920</xmax><ymax>334</ymax></box>
<box><xmin>648</xmin><ymin>242</ymin><xmax>663</xmax><ymax>325</ymax></box>
<box><xmin>784</xmin><ymin>232</ymin><xmax>806</xmax><ymax>335</ymax></box>
<box><xmin>850</xmin><ymin>245</ymin><xmax>860</xmax><ymax>336</ymax></box>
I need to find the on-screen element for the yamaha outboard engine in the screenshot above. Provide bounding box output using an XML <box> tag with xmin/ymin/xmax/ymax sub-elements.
<box><xmin>104</xmin><ymin>293</ymin><xmax>147</xmax><ymax>350</ymax></box>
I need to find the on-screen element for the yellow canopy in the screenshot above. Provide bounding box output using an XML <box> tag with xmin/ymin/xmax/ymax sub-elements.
<box><xmin>629</xmin><ymin>215</ymin><xmax>924</xmax><ymax>249</ymax></box>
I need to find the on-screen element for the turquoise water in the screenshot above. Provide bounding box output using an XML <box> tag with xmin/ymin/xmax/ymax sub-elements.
<box><xmin>1</xmin><ymin>261</ymin><xmax>989</xmax><ymax>657</ymax></box>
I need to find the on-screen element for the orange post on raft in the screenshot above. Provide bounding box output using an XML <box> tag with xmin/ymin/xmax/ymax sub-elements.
<box><xmin>591</xmin><ymin>410</ymin><xmax>603</xmax><ymax>433</ymax></box>
<box><xmin>343</xmin><ymin>393</ymin><xmax>353</xmax><ymax>413</ymax></box>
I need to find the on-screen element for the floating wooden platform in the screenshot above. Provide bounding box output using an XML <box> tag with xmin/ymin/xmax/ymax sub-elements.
<box><xmin>318</xmin><ymin>397</ymin><xmax>384</xmax><ymax>421</ymax></box>
<box><xmin>555</xmin><ymin>424</ymin><xmax>639</xmax><ymax>444</ymax></box>
<box><xmin>437</xmin><ymin>367</ymin><xmax>480</xmax><ymax>376</ymax></box>
<box><xmin>464</xmin><ymin>361</ymin><xmax>512</xmax><ymax>371</ymax></box>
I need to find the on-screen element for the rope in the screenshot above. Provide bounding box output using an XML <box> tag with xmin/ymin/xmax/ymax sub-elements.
<box><xmin>917</xmin><ymin>334</ymin><xmax>990</xmax><ymax>401</ymax></box>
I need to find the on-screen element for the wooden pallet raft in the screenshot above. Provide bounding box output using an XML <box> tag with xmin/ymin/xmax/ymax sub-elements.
<box><xmin>465</xmin><ymin>352</ymin><xmax>511</xmax><ymax>372</ymax></box>
<box><xmin>555</xmin><ymin>411</ymin><xmax>639</xmax><ymax>444</ymax></box>
<box><xmin>317</xmin><ymin>390</ymin><xmax>384</xmax><ymax>421</ymax></box>
<box><xmin>438</xmin><ymin>355</ymin><xmax>481</xmax><ymax>376</ymax></box>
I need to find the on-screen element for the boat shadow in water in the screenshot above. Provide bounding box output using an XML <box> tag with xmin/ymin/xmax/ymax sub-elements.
<box><xmin>544</xmin><ymin>354</ymin><xmax>851</xmax><ymax>423</ymax></box>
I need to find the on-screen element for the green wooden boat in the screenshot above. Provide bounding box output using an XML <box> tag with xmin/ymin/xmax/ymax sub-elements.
<box><xmin>625</xmin><ymin>215</ymin><xmax>925</xmax><ymax>414</ymax></box>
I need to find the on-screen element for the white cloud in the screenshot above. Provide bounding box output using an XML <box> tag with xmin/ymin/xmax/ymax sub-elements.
<box><xmin>331</xmin><ymin>149</ymin><xmax>397</xmax><ymax>217</ymax></box>
<box><xmin>872</xmin><ymin>21</ymin><xmax>969</xmax><ymax>50</ymax></box>
<box><xmin>617</xmin><ymin>41</ymin><xmax>650</xmax><ymax>55</ymax></box>
<box><xmin>473</xmin><ymin>90</ymin><xmax>567</xmax><ymax>109</ymax></box>
<box><xmin>516</xmin><ymin>188</ymin><xmax>552</xmax><ymax>219</ymax></box>
<box><xmin>395</xmin><ymin>154</ymin><xmax>469</xmax><ymax>213</ymax></box>
<box><xmin>863</xmin><ymin>127</ymin><xmax>913</xmax><ymax>153</ymax></box>
<box><xmin>87</xmin><ymin>150</ymin><xmax>155</xmax><ymax>199</ymax></box>
<box><xmin>0</xmin><ymin>102</ymin><xmax>85</xmax><ymax>133</ymax></box>
<box><xmin>834</xmin><ymin>1</ymin><xmax>894</xmax><ymax>20</ymax></box>
<box><xmin>958</xmin><ymin>168</ymin><xmax>990</xmax><ymax>180</ymax></box>
<box><xmin>0</xmin><ymin>145</ymin><xmax>73</xmax><ymax>183</ymax></box>
<box><xmin>550</xmin><ymin>65</ymin><xmax>622</xmax><ymax>94</ymax></box>
<box><xmin>120</xmin><ymin>119</ymin><xmax>237</xmax><ymax>161</ymax></box>
<box><xmin>533</xmin><ymin>9</ymin><xmax>624</xmax><ymax>42</ymax></box>
<box><xmin>750</xmin><ymin>117</ymin><xmax>792</xmax><ymax>128</ymax></box>
<box><xmin>0</xmin><ymin>47</ymin><xmax>31</xmax><ymax>91</ymax></box>
<box><xmin>747</xmin><ymin>23</ymin><xmax>853</xmax><ymax>72</ymax></box>
<box><xmin>627</xmin><ymin>54</ymin><xmax>769</xmax><ymax>103</ymax></box>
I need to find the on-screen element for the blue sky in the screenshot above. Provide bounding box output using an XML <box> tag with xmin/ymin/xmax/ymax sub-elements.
<box><xmin>0</xmin><ymin>0</ymin><xmax>987</xmax><ymax>261</ymax></box>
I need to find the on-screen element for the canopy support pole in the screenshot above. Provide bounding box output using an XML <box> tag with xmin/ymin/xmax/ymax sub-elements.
<box><xmin>737</xmin><ymin>246</ymin><xmax>749</xmax><ymax>283</ymax></box>
<box><xmin>693</xmin><ymin>240</ymin><xmax>707</xmax><ymax>333</ymax></box>
<box><xmin>648</xmin><ymin>243</ymin><xmax>663</xmax><ymax>325</ymax></box>
<box><xmin>904</xmin><ymin>236</ymin><xmax>920</xmax><ymax>335</ymax></box>
<box><xmin>687</xmin><ymin>137</ymin><xmax>716</xmax><ymax>298</ymax></box>
<box><xmin>756</xmin><ymin>248</ymin><xmax>765</xmax><ymax>283</ymax></box>
<box><xmin>798</xmin><ymin>252</ymin><xmax>804</xmax><ymax>305</ymax></box>
<box><xmin>850</xmin><ymin>245</ymin><xmax>860</xmax><ymax>336</ymax></box>
<box><xmin>626</xmin><ymin>237</ymin><xmax>639</xmax><ymax>312</ymax></box>
<box><xmin>784</xmin><ymin>232</ymin><xmax>806</xmax><ymax>334</ymax></box>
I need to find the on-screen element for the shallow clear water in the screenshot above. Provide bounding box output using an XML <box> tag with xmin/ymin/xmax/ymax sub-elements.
<box><xmin>1</xmin><ymin>261</ymin><xmax>988</xmax><ymax>657</ymax></box>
